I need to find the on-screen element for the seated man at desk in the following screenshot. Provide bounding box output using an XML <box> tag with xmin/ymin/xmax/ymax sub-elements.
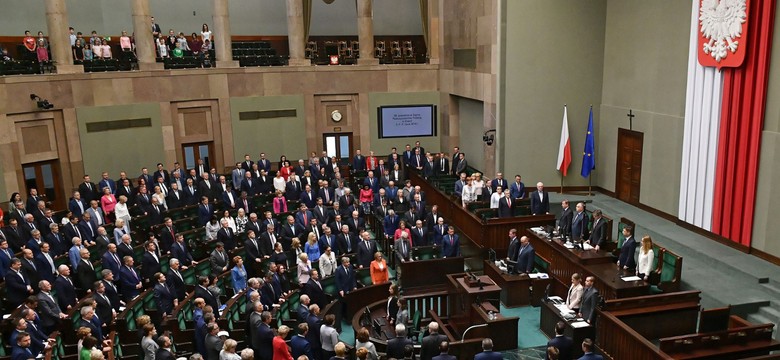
<box><xmin>513</xmin><ymin>236</ymin><xmax>535</xmax><ymax>274</ymax></box>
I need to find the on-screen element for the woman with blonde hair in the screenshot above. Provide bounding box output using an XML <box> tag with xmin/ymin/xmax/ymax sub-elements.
<box><xmin>319</xmin><ymin>246</ymin><xmax>337</xmax><ymax>277</ymax></box>
<box><xmin>304</xmin><ymin>232</ymin><xmax>321</xmax><ymax>262</ymax></box>
<box><xmin>369</xmin><ymin>251</ymin><xmax>389</xmax><ymax>284</ymax></box>
<box><xmin>220</xmin><ymin>339</ymin><xmax>241</xmax><ymax>360</ymax></box>
<box><xmin>100</xmin><ymin>187</ymin><xmax>117</xmax><ymax>223</ymax></box>
<box><xmin>636</xmin><ymin>235</ymin><xmax>655</xmax><ymax>281</ymax></box>
<box><xmin>114</xmin><ymin>195</ymin><xmax>130</xmax><ymax>224</ymax></box>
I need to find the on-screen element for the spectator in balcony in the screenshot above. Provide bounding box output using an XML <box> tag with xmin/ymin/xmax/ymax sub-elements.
<box><xmin>73</xmin><ymin>38</ymin><xmax>85</xmax><ymax>62</ymax></box>
<box><xmin>92</xmin><ymin>41</ymin><xmax>103</xmax><ymax>59</ymax></box>
<box><xmin>166</xmin><ymin>29</ymin><xmax>177</xmax><ymax>51</ymax></box>
<box><xmin>120</xmin><ymin>31</ymin><xmax>132</xmax><ymax>53</ymax></box>
<box><xmin>100</xmin><ymin>39</ymin><xmax>112</xmax><ymax>59</ymax></box>
<box><xmin>37</xmin><ymin>31</ymin><xmax>49</xmax><ymax>50</ymax></box>
<box><xmin>201</xmin><ymin>24</ymin><xmax>212</xmax><ymax>49</ymax></box>
<box><xmin>89</xmin><ymin>31</ymin><xmax>101</xmax><ymax>47</ymax></box>
<box><xmin>23</xmin><ymin>31</ymin><xmax>37</xmax><ymax>60</ymax></box>
<box><xmin>189</xmin><ymin>33</ymin><xmax>203</xmax><ymax>57</ymax></box>
<box><xmin>69</xmin><ymin>27</ymin><xmax>76</xmax><ymax>46</ymax></box>
<box><xmin>201</xmin><ymin>39</ymin><xmax>211</xmax><ymax>67</ymax></box>
<box><xmin>176</xmin><ymin>32</ymin><xmax>189</xmax><ymax>51</ymax></box>
<box><xmin>2</xmin><ymin>48</ymin><xmax>11</xmax><ymax>61</ymax></box>
<box><xmin>36</xmin><ymin>39</ymin><xmax>49</xmax><ymax>64</ymax></box>
<box><xmin>157</xmin><ymin>37</ymin><xmax>169</xmax><ymax>58</ymax></box>
<box><xmin>84</xmin><ymin>43</ymin><xmax>93</xmax><ymax>61</ymax></box>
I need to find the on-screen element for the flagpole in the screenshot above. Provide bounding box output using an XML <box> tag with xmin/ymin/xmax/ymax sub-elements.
<box><xmin>560</xmin><ymin>172</ymin><xmax>564</xmax><ymax>194</ymax></box>
<box><xmin>588</xmin><ymin>173</ymin><xmax>592</xmax><ymax>197</ymax></box>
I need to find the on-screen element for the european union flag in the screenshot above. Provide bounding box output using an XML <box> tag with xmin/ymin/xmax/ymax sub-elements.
<box><xmin>581</xmin><ymin>107</ymin><xmax>596</xmax><ymax>178</ymax></box>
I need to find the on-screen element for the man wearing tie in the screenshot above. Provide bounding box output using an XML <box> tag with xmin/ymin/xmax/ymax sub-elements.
<box><xmin>119</xmin><ymin>256</ymin><xmax>142</xmax><ymax>302</ymax></box>
<box><xmin>101</xmin><ymin>243</ymin><xmax>122</xmax><ymax>279</ymax></box>
<box><xmin>441</xmin><ymin>227</ymin><xmax>460</xmax><ymax>258</ymax></box>
<box><xmin>78</xmin><ymin>175</ymin><xmax>100</xmax><ymax>202</ymax></box>
<box><xmin>355</xmin><ymin>231</ymin><xmax>377</xmax><ymax>268</ymax></box>
<box><xmin>335</xmin><ymin>257</ymin><xmax>356</xmax><ymax>298</ymax></box>
<box><xmin>436</xmin><ymin>152</ymin><xmax>450</xmax><ymax>175</ymax></box>
<box><xmin>241</xmin><ymin>154</ymin><xmax>254</xmax><ymax>173</ymax></box>
<box><xmin>558</xmin><ymin>200</ymin><xmax>574</xmax><ymax>238</ymax></box>
<box><xmin>217</xmin><ymin>219</ymin><xmax>236</xmax><ymax>251</ymax></box>
<box><xmin>497</xmin><ymin>190</ymin><xmax>514</xmax><ymax>218</ymax></box>
<box><xmin>69</xmin><ymin>191</ymin><xmax>88</xmax><ymax>218</ymax></box>
<box><xmin>141</xmin><ymin>242</ymin><xmax>162</xmax><ymax>288</ymax></box>
<box><xmin>6</xmin><ymin>258</ymin><xmax>33</xmax><ymax>308</ymax></box>
<box><xmin>587</xmin><ymin>210</ymin><xmax>608</xmax><ymax>251</ymax></box>
<box><xmin>198</xmin><ymin>197</ymin><xmax>214</xmax><ymax>226</ymax></box>
<box><xmin>395</xmin><ymin>232</ymin><xmax>412</xmax><ymax>265</ymax></box>
<box><xmin>232</xmin><ymin>163</ymin><xmax>244</xmax><ymax>190</ymax></box>
<box><xmin>571</xmin><ymin>202</ymin><xmax>589</xmax><ymax>242</ymax></box>
<box><xmin>352</xmin><ymin>149</ymin><xmax>366</xmax><ymax>171</ymax></box>
<box><xmin>514</xmin><ymin>236</ymin><xmax>535</xmax><ymax>274</ymax></box>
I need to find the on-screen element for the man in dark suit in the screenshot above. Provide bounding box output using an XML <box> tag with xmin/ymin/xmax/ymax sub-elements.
<box><xmin>290</xmin><ymin>323</ymin><xmax>314</xmax><ymax>360</ymax></box>
<box><xmin>578</xmin><ymin>277</ymin><xmax>600</xmax><ymax>324</ymax></box>
<box><xmin>4</xmin><ymin>219</ymin><xmax>25</xmax><ymax>253</ymax></box>
<box><xmin>118</xmin><ymin>256</ymin><xmax>142</xmax><ymax>302</ymax></box>
<box><xmin>166</xmin><ymin>183</ymin><xmax>184</xmax><ymax>209</ymax></box>
<box><xmin>547</xmin><ymin>321</ymin><xmax>574</xmax><ymax>360</ymax></box>
<box><xmin>558</xmin><ymin>200</ymin><xmax>574</xmax><ymax>237</ymax></box>
<box><xmin>141</xmin><ymin>242</ymin><xmax>162</xmax><ymax>288</ymax></box>
<box><xmin>386</xmin><ymin>324</ymin><xmax>413</xmax><ymax>359</ymax></box>
<box><xmin>204</xmin><ymin>323</ymin><xmax>224</xmax><ymax>360</ymax></box>
<box><xmin>78</xmin><ymin>213</ymin><xmax>98</xmax><ymax>243</ymax></box>
<box><xmin>135</xmin><ymin>186</ymin><xmax>152</xmax><ymax>211</ymax></box>
<box><xmin>54</xmin><ymin>265</ymin><xmax>77</xmax><ymax>311</ymax></box>
<box><xmin>515</xmin><ymin>236</ymin><xmax>535</xmax><ymax>274</ymax></box>
<box><xmin>153</xmin><ymin>163</ymin><xmax>169</xmax><ymax>183</ymax></box>
<box><xmin>285</xmin><ymin>177</ymin><xmax>302</xmax><ymax>201</ymax></box>
<box><xmin>299</xmin><ymin>185</ymin><xmax>316</xmax><ymax>209</ymax></box>
<box><xmin>490</xmin><ymin>173</ymin><xmax>509</xmax><ymax>195</ymax></box>
<box><xmin>497</xmin><ymin>190</ymin><xmax>515</xmax><ymax>218</ymax></box>
<box><xmin>241</xmin><ymin>154</ymin><xmax>254</xmax><ymax>173</ymax></box>
<box><xmin>431</xmin><ymin>341</ymin><xmax>457</xmax><ymax>360</ymax></box>
<box><xmin>355</xmin><ymin>231</ymin><xmax>377</xmax><ymax>268</ymax></box>
<box><xmin>182</xmin><ymin>179</ymin><xmax>199</xmax><ymax>205</ymax></box>
<box><xmin>78</xmin><ymin>175</ymin><xmax>100</xmax><ymax>203</ymax></box>
<box><xmin>35</xmin><ymin>243</ymin><xmax>57</xmax><ymax>283</ymax></box>
<box><xmin>305</xmin><ymin>306</ymin><xmax>323</xmax><ymax>360</ymax></box>
<box><xmin>153</xmin><ymin>273</ymin><xmax>176</xmax><ymax>318</ymax></box>
<box><xmin>475</xmin><ymin>339</ymin><xmax>503</xmax><ymax>360</ymax></box>
<box><xmin>11</xmin><ymin>332</ymin><xmax>35</xmax><ymax>360</ymax></box>
<box><xmin>410</xmin><ymin>149</ymin><xmax>424</xmax><ymax>172</ymax></box>
<box><xmin>587</xmin><ymin>210</ymin><xmax>608</xmax><ymax>251</ymax></box>
<box><xmin>347</xmin><ymin>211</ymin><xmax>365</xmax><ymax>235</ymax></box>
<box><xmin>255</xmin><ymin>311</ymin><xmax>274</xmax><ymax>360</ymax></box>
<box><xmin>117</xmin><ymin>235</ymin><xmax>135</xmax><ymax>261</ymax></box>
<box><xmin>158</xmin><ymin>218</ymin><xmax>176</xmax><ymax>255</ymax></box>
<box><xmin>435</xmin><ymin>153</ymin><xmax>450</xmax><ymax>175</ymax></box>
<box><xmin>6</xmin><ymin>259</ymin><xmax>33</xmax><ymax>308</ymax></box>
<box><xmin>335</xmin><ymin>257</ymin><xmax>356</xmax><ymax>298</ymax></box>
<box><xmin>115</xmin><ymin>178</ymin><xmax>134</xmax><ymax>207</ymax></box>
<box><xmin>44</xmin><ymin>223</ymin><xmax>67</xmax><ymax>257</ymax></box>
<box><xmin>166</xmin><ymin>258</ymin><xmax>187</xmax><ymax>301</ymax></box>
<box><xmin>441</xmin><ymin>227</ymin><xmax>460</xmax><ymax>258</ymax></box>
<box><xmin>304</xmin><ymin>270</ymin><xmax>328</xmax><ymax>309</ymax></box>
<box><xmin>395</xmin><ymin>233</ymin><xmax>413</xmax><ymax>263</ymax></box>
<box><xmin>422</xmin><ymin>155</ymin><xmax>435</xmax><ymax>178</ymax></box>
<box><xmin>577</xmin><ymin>338</ymin><xmax>604</xmax><ymax>360</ymax></box>
<box><xmin>280</xmin><ymin>216</ymin><xmax>302</xmax><ymax>250</ymax></box>
<box><xmin>197</xmin><ymin>173</ymin><xmax>217</xmax><ymax>202</ymax></box>
<box><xmin>69</xmin><ymin>191</ymin><xmax>89</xmax><ymax>218</ymax></box>
<box><xmin>454</xmin><ymin>153</ymin><xmax>468</xmax><ymax>175</ymax></box>
<box><xmin>352</xmin><ymin>150</ymin><xmax>366</xmax><ymax>171</ymax></box>
<box><xmin>410</xmin><ymin>220</ymin><xmax>429</xmax><ymax>246</ymax></box>
<box><xmin>100</xmin><ymin>270</ymin><xmax>122</xmax><ymax>311</ymax></box>
<box><xmin>19</xmin><ymin>249</ymin><xmax>41</xmax><ymax>292</ymax></box>
<box><xmin>258</xmin><ymin>225</ymin><xmax>279</xmax><ymax>258</ymax></box>
<box><xmin>198</xmin><ymin>197</ymin><xmax>215</xmax><ymax>226</ymax></box>
<box><xmin>530</xmin><ymin>182</ymin><xmax>550</xmax><ymax>215</ymax></box>
<box><xmin>216</xmin><ymin>219</ymin><xmax>236</xmax><ymax>251</ymax></box>
<box><xmin>75</xmin><ymin>248</ymin><xmax>97</xmax><ymax>296</ymax></box>
<box><xmin>93</xmin><ymin>280</ymin><xmax>115</xmax><ymax>328</ymax></box>
<box><xmin>156</xmin><ymin>336</ymin><xmax>174</xmax><ymax>360</ymax></box>
<box><xmin>195</xmin><ymin>276</ymin><xmax>220</xmax><ymax>316</ymax></box>
<box><xmin>26</xmin><ymin>189</ymin><xmax>41</xmax><ymax>214</ymax></box>
<box><xmin>617</xmin><ymin>225</ymin><xmax>637</xmax><ymax>270</ymax></box>
<box><xmin>421</xmin><ymin>322</ymin><xmax>448</xmax><ymax>360</ymax></box>
<box><xmin>571</xmin><ymin>202</ymin><xmax>589</xmax><ymax>242</ymax></box>
<box><xmin>336</xmin><ymin>225</ymin><xmax>356</xmax><ymax>255</ymax></box>
<box><xmin>363</xmin><ymin>171</ymin><xmax>380</xmax><ymax>193</ymax></box>
<box><xmin>37</xmin><ymin>209</ymin><xmax>57</xmax><ymax>238</ymax></box>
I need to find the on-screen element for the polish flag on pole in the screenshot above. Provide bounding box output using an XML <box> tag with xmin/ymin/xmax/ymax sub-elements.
<box><xmin>556</xmin><ymin>105</ymin><xmax>572</xmax><ymax>176</ymax></box>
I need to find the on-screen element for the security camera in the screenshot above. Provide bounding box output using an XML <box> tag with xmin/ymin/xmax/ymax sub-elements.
<box><xmin>30</xmin><ymin>94</ymin><xmax>54</xmax><ymax>110</ymax></box>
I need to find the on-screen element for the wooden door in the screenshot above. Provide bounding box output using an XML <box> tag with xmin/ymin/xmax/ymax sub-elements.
<box><xmin>182</xmin><ymin>142</ymin><xmax>215</xmax><ymax>172</ymax></box>
<box><xmin>22</xmin><ymin>161</ymin><xmax>64</xmax><ymax>210</ymax></box>
<box><xmin>616</xmin><ymin>128</ymin><xmax>643</xmax><ymax>204</ymax></box>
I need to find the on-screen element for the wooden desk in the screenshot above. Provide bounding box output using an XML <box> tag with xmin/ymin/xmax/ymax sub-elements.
<box><xmin>408</xmin><ymin>171</ymin><xmax>556</xmax><ymax>252</ymax></box>
<box><xmin>483</xmin><ymin>260</ymin><xmax>550</xmax><ymax>307</ymax></box>
<box><xmin>446</xmin><ymin>274</ymin><xmax>502</xmax><ymax>338</ymax></box>
<box><xmin>344</xmin><ymin>282</ymin><xmax>391</xmax><ymax>320</ymax></box>
<box><xmin>398</xmin><ymin>256</ymin><xmax>464</xmax><ymax>294</ymax></box>
<box><xmin>526</xmin><ymin>230</ymin><xmax>648</xmax><ymax>299</ymax></box>
<box><xmin>539</xmin><ymin>301</ymin><xmax>594</xmax><ymax>359</ymax></box>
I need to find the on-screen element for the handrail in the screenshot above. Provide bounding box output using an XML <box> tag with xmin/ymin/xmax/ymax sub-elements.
<box><xmin>460</xmin><ymin>323</ymin><xmax>488</xmax><ymax>342</ymax></box>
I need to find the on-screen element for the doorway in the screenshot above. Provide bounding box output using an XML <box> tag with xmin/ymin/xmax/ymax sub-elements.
<box><xmin>323</xmin><ymin>133</ymin><xmax>353</xmax><ymax>165</ymax></box>
<box><xmin>615</xmin><ymin>128</ymin><xmax>643</xmax><ymax>204</ymax></box>
<box><xmin>182</xmin><ymin>142</ymin><xmax>215</xmax><ymax>171</ymax></box>
<box><xmin>22</xmin><ymin>161</ymin><xmax>64</xmax><ymax>210</ymax></box>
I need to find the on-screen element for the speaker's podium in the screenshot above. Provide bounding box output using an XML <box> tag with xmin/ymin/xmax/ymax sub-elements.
<box><xmin>440</xmin><ymin>273</ymin><xmax>519</xmax><ymax>351</ymax></box>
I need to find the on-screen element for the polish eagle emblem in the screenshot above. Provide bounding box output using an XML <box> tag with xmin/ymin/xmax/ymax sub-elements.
<box><xmin>699</xmin><ymin>0</ymin><xmax>748</xmax><ymax>63</ymax></box>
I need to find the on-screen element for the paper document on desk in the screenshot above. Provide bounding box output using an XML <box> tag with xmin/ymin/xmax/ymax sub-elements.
<box><xmin>621</xmin><ymin>276</ymin><xmax>642</xmax><ymax>281</ymax></box>
<box><xmin>548</xmin><ymin>296</ymin><xmax>563</xmax><ymax>302</ymax></box>
<box><xmin>531</xmin><ymin>227</ymin><xmax>544</xmax><ymax>232</ymax></box>
<box><xmin>529</xmin><ymin>273</ymin><xmax>548</xmax><ymax>279</ymax></box>
<box><xmin>571</xmin><ymin>321</ymin><xmax>590</xmax><ymax>328</ymax></box>
<box><xmin>555</xmin><ymin>304</ymin><xmax>574</xmax><ymax>314</ymax></box>
<box><xmin>582</xmin><ymin>243</ymin><xmax>594</xmax><ymax>250</ymax></box>
<box><xmin>564</xmin><ymin>243</ymin><xmax>575</xmax><ymax>249</ymax></box>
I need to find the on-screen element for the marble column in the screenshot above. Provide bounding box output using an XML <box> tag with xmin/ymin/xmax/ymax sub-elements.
<box><xmin>212</xmin><ymin>0</ymin><xmax>238</xmax><ymax>68</ymax></box>
<box><xmin>286</xmin><ymin>0</ymin><xmax>310</xmax><ymax>66</ymax></box>
<box><xmin>131</xmin><ymin>0</ymin><xmax>163</xmax><ymax>70</ymax></box>
<box><xmin>44</xmin><ymin>0</ymin><xmax>83</xmax><ymax>73</ymax></box>
<box><xmin>356</xmin><ymin>0</ymin><xmax>378</xmax><ymax>65</ymax></box>
<box><xmin>427</xmin><ymin>0</ymin><xmax>440</xmax><ymax>65</ymax></box>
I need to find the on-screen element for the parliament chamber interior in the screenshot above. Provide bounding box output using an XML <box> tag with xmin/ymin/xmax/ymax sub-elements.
<box><xmin>1</xmin><ymin>0</ymin><xmax>780</xmax><ymax>360</ymax></box>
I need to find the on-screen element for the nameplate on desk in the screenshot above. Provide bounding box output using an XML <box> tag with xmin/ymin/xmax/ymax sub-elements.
<box><xmin>621</xmin><ymin>276</ymin><xmax>642</xmax><ymax>282</ymax></box>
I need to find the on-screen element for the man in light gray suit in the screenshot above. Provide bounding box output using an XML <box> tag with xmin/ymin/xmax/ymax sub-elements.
<box><xmin>36</xmin><ymin>280</ymin><xmax>66</xmax><ymax>334</ymax></box>
<box><xmin>231</xmin><ymin>163</ymin><xmax>244</xmax><ymax>191</ymax></box>
<box><xmin>86</xmin><ymin>201</ymin><xmax>106</xmax><ymax>229</ymax></box>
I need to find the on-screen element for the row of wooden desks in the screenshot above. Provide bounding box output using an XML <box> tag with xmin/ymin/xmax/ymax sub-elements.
<box><xmin>525</xmin><ymin>229</ymin><xmax>648</xmax><ymax>299</ymax></box>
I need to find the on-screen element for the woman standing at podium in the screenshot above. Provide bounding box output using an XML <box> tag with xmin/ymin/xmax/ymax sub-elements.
<box><xmin>566</xmin><ymin>273</ymin><xmax>583</xmax><ymax>311</ymax></box>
